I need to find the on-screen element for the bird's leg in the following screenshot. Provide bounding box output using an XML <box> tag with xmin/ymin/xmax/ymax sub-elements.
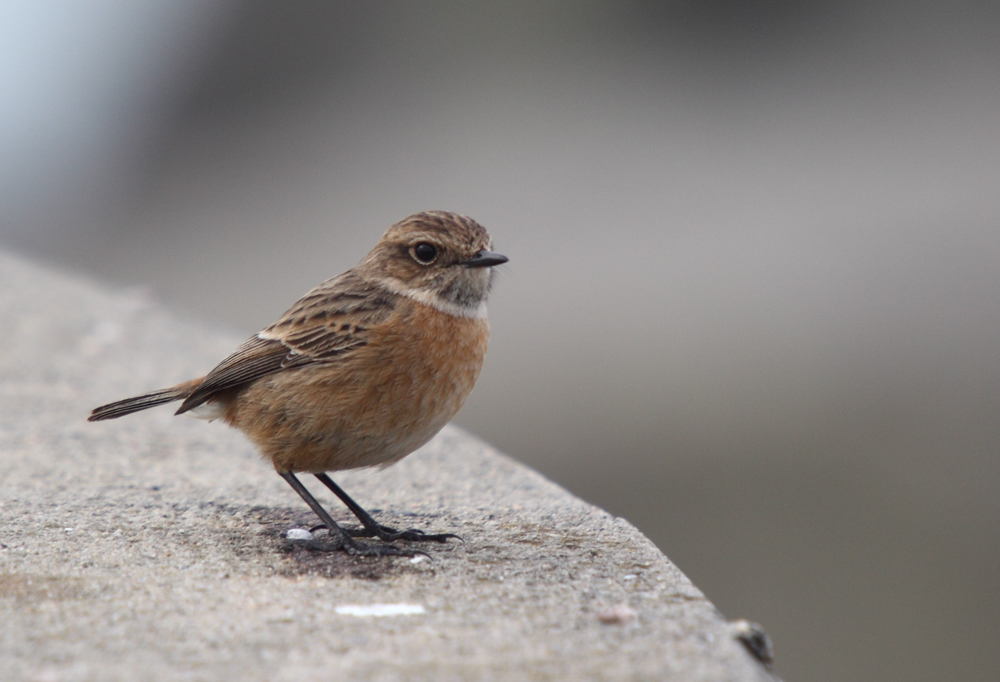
<box><xmin>279</xmin><ymin>472</ymin><xmax>418</xmax><ymax>557</ymax></box>
<box><xmin>311</xmin><ymin>472</ymin><xmax>459</xmax><ymax>543</ymax></box>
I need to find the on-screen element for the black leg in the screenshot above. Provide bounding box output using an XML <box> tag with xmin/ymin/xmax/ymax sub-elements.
<box><xmin>279</xmin><ymin>472</ymin><xmax>418</xmax><ymax>557</ymax></box>
<box><xmin>312</xmin><ymin>472</ymin><xmax>459</xmax><ymax>543</ymax></box>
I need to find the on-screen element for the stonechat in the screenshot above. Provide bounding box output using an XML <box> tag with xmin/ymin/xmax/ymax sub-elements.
<box><xmin>89</xmin><ymin>211</ymin><xmax>507</xmax><ymax>557</ymax></box>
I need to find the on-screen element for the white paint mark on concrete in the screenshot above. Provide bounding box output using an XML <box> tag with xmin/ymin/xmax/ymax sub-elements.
<box><xmin>335</xmin><ymin>604</ymin><xmax>426</xmax><ymax>617</ymax></box>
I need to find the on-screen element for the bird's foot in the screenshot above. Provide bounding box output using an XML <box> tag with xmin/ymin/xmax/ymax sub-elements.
<box><xmin>310</xmin><ymin>522</ymin><xmax>460</xmax><ymax>543</ymax></box>
<box><xmin>303</xmin><ymin>532</ymin><xmax>429</xmax><ymax>558</ymax></box>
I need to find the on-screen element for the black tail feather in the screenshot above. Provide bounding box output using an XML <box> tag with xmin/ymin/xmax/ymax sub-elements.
<box><xmin>89</xmin><ymin>385</ymin><xmax>190</xmax><ymax>421</ymax></box>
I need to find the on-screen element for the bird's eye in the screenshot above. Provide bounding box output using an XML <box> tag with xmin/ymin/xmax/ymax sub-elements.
<box><xmin>412</xmin><ymin>242</ymin><xmax>438</xmax><ymax>264</ymax></box>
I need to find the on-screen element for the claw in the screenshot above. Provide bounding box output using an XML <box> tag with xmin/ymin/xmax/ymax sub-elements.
<box><xmin>309</xmin><ymin>522</ymin><xmax>458</xmax><ymax>543</ymax></box>
<box><xmin>305</xmin><ymin>534</ymin><xmax>429</xmax><ymax>558</ymax></box>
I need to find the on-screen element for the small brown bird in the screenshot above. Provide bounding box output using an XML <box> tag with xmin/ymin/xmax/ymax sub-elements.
<box><xmin>90</xmin><ymin>211</ymin><xmax>507</xmax><ymax>556</ymax></box>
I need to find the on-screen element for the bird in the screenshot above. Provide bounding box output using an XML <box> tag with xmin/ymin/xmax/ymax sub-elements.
<box><xmin>89</xmin><ymin>211</ymin><xmax>507</xmax><ymax>557</ymax></box>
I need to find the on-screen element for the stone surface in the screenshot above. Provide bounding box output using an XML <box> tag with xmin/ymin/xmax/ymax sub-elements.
<box><xmin>0</xmin><ymin>251</ymin><xmax>777</xmax><ymax>681</ymax></box>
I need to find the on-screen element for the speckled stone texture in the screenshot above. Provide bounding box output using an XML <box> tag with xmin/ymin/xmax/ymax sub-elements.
<box><xmin>0</xmin><ymin>251</ymin><xmax>776</xmax><ymax>682</ymax></box>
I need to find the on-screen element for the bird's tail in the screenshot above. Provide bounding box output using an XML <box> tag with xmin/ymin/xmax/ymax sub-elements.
<box><xmin>88</xmin><ymin>378</ymin><xmax>204</xmax><ymax>422</ymax></box>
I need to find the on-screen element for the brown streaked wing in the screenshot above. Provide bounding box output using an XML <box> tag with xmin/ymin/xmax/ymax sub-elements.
<box><xmin>175</xmin><ymin>335</ymin><xmax>289</xmax><ymax>414</ymax></box>
<box><xmin>264</xmin><ymin>272</ymin><xmax>398</xmax><ymax>363</ymax></box>
<box><xmin>175</xmin><ymin>273</ymin><xmax>398</xmax><ymax>414</ymax></box>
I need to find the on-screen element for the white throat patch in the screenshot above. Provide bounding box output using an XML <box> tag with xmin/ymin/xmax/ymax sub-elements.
<box><xmin>381</xmin><ymin>281</ymin><xmax>488</xmax><ymax>319</ymax></box>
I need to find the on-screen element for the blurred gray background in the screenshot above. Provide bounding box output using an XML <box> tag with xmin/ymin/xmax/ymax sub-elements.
<box><xmin>2</xmin><ymin>1</ymin><xmax>998</xmax><ymax>680</ymax></box>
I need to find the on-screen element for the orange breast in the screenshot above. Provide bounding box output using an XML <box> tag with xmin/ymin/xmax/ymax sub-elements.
<box><xmin>228</xmin><ymin>298</ymin><xmax>489</xmax><ymax>473</ymax></box>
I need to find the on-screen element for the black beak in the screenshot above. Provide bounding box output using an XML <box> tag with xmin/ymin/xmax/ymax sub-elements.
<box><xmin>463</xmin><ymin>250</ymin><xmax>509</xmax><ymax>268</ymax></box>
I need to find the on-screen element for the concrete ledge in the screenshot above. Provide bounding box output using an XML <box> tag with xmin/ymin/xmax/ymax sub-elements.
<box><xmin>0</xmin><ymin>251</ymin><xmax>776</xmax><ymax>681</ymax></box>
